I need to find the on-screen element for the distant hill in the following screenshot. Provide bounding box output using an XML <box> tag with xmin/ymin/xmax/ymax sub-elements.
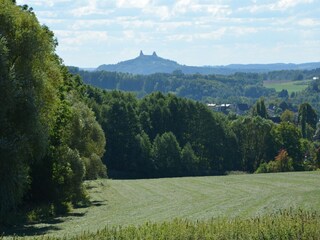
<box><xmin>97</xmin><ymin>51</ymin><xmax>181</xmax><ymax>75</ymax></box>
<box><xmin>96</xmin><ymin>51</ymin><xmax>320</xmax><ymax>75</ymax></box>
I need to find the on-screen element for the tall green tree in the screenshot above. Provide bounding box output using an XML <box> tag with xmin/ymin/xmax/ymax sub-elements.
<box><xmin>104</xmin><ymin>98</ymin><xmax>141</xmax><ymax>173</ymax></box>
<box><xmin>252</xmin><ymin>98</ymin><xmax>268</xmax><ymax>119</ymax></box>
<box><xmin>181</xmin><ymin>142</ymin><xmax>199</xmax><ymax>175</ymax></box>
<box><xmin>0</xmin><ymin>0</ymin><xmax>57</xmax><ymax>217</ymax></box>
<box><xmin>231</xmin><ymin>116</ymin><xmax>275</xmax><ymax>172</ymax></box>
<box><xmin>271</xmin><ymin>122</ymin><xmax>303</xmax><ymax>170</ymax></box>
<box><xmin>0</xmin><ymin>1</ymin><xmax>107</xmax><ymax>220</ymax></box>
<box><xmin>152</xmin><ymin>132</ymin><xmax>181</xmax><ymax>177</ymax></box>
<box><xmin>68</xmin><ymin>102</ymin><xmax>106</xmax><ymax>179</ymax></box>
<box><xmin>298</xmin><ymin>103</ymin><xmax>318</xmax><ymax>139</ymax></box>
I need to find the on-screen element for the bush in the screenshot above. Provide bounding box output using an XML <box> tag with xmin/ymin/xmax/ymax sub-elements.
<box><xmin>54</xmin><ymin>201</ymin><xmax>72</xmax><ymax>215</ymax></box>
<box><xmin>83</xmin><ymin>154</ymin><xmax>107</xmax><ymax>180</ymax></box>
<box><xmin>256</xmin><ymin>150</ymin><xmax>293</xmax><ymax>173</ymax></box>
<box><xmin>255</xmin><ymin>162</ymin><xmax>269</xmax><ymax>173</ymax></box>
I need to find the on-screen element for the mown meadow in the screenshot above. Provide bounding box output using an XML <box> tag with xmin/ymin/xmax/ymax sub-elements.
<box><xmin>263</xmin><ymin>79</ymin><xmax>312</xmax><ymax>93</ymax></box>
<box><xmin>2</xmin><ymin>171</ymin><xmax>320</xmax><ymax>239</ymax></box>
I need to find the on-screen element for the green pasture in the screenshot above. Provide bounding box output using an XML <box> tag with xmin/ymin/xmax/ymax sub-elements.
<box><xmin>263</xmin><ymin>79</ymin><xmax>312</xmax><ymax>93</ymax></box>
<box><xmin>3</xmin><ymin>171</ymin><xmax>320</xmax><ymax>238</ymax></box>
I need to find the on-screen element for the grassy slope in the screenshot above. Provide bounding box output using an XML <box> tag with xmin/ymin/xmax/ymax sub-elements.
<box><xmin>263</xmin><ymin>79</ymin><xmax>312</xmax><ymax>93</ymax></box>
<box><xmin>7</xmin><ymin>171</ymin><xmax>320</xmax><ymax>238</ymax></box>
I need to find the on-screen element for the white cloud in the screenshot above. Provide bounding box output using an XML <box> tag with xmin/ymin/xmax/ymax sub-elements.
<box><xmin>166</xmin><ymin>34</ymin><xmax>194</xmax><ymax>42</ymax></box>
<box><xmin>16</xmin><ymin>0</ymin><xmax>73</xmax><ymax>7</ymax></box>
<box><xmin>71</xmin><ymin>0</ymin><xmax>96</xmax><ymax>17</ymax></box>
<box><xmin>71</xmin><ymin>0</ymin><xmax>113</xmax><ymax>16</ymax></box>
<box><xmin>229</xmin><ymin>26</ymin><xmax>259</xmax><ymax>36</ymax></box>
<box><xmin>55</xmin><ymin>30</ymin><xmax>109</xmax><ymax>46</ymax></box>
<box><xmin>238</xmin><ymin>0</ymin><xmax>314</xmax><ymax>13</ymax></box>
<box><xmin>276</xmin><ymin>0</ymin><xmax>314</xmax><ymax>9</ymax></box>
<box><xmin>139</xmin><ymin>1</ymin><xmax>233</xmax><ymax>20</ymax></box>
<box><xmin>298</xmin><ymin>18</ymin><xmax>320</xmax><ymax>27</ymax></box>
<box><xmin>195</xmin><ymin>28</ymin><xmax>227</xmax><ymax>40</ymax></box>
<box><xmin>143</xmin><ymin>5</ymin><xmax>171</xmax><ymax>20</ymax></box>
<box><xmin>155</xmin><ymin>21</ymin><xmax>193</xmax><ymax>32</ymax></box>
<box><xmin>17</xmin><ymin>0</ymin><xmax>320</xmax><ymax>66</ymax></box>
<box><xmin>36</xmin><ymin>11</ymin><xmax>59</xmax><ymax>18</ymax></box>
<box><xmin>116</xmin><ymin>0</ymin><xmax>151</xmax><ymax>8</ymax></box>
<box><xmin>70</xmin><ymin>19</ymin><xmax>114</xmax><ymax>30</ymax></box>
<box><xmin>172</xmin><ymin>1</ymin><xmax>232</xmax><ymax>17</ymax></box>
<box><xmin>166</xmin><ymin>27</ymin><xmax>227</xmax><ymax>42</ymax></box>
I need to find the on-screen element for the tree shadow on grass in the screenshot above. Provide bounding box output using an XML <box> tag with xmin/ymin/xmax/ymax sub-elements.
<box><xmin>1</xmin><ymin>225</ymin><xmax>61</xmax><ymax>237</ymax></box>
<box><xmin>91</xmin><ymin>200</ymin><xmax>107</xmax><ymax>207</ymax></box>
<box><xmin>1</xmin><ymin>218</ymin><xmax>63</xmax><ymax>237</ymax></box>
<box><xmin>1</xmin><ymin>199</ymin><xmax>107</xmax><ymax>237</ymax></box>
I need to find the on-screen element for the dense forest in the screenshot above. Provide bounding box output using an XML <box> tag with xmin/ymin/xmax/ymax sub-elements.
<box><xmin>85</xmin><ymin>87</ymin><xmax>320</xmax><ymax>179</ymax></box>
<box><xmin>1</xmin><ymin>0</ymin><xmax>320</xmax><ymax>226</ymax></box>
<box><xmin>68</xmin><ymin>68</ymin><xmax>275</xmax><ymax>102</ymax></box>
<box><xmin>69</xmin><ymin>67</ymin><xmax>320</xmax><ymax>113</ymax></box>
<box><xmin>0</xmin><ymin>0</ymin><xmax>106</xmax><ymax>222</ymax></box>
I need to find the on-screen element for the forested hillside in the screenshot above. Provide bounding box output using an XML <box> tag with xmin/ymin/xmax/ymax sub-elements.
<box><xmin>69</xmin><ymin>68</ymin><xmax>275</xmax><ymax>103</ymax></box>
<box><xmin>69</xmin><ymin>67</ymin><xmax>320</xmax><ymax>108</ymax></box>
<box><xmin>0</xmin><ymin>0</ymin><xmax>106</xmax><ymax>223</ymax></box>
<box><xmin>84</xmin><ymin>87</ymin><xmax>320</xmax><ymax>178</ymax></box>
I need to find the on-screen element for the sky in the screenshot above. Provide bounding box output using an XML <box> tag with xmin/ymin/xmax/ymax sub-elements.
<box><xmin>16</xmin><ymin>0</ymin><xmax>320</xmax><ymax>68</ymax></box>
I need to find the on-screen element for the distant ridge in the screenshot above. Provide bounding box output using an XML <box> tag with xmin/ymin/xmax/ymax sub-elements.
<box><xmin>97</xmin><ymin>51</ymin><xmax>181</xmax><ymax>75</ymax></box>
<box><xmin>96</xmin><ymin>51</ymin><xmax>320</xmax><ymax>75</ymax></box>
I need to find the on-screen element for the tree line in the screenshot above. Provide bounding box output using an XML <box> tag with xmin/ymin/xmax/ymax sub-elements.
<box><xmin>69</xmin><ymin>67</ymin><xmax>320</xmax><ymax>104</ymax></box>
<box><xmin>68</xmin><ymin>68</ymin><xmax>275</xmax><ymax>102</ymax></box>
<box><xmin>86</xmin><ymin>87</ymin><xmax>320</xmax><ymax>179</ymax></box>
<box><xmin>0</xmin><ymin>1</ymin><xmax>106</xmax><ymax>222</ymax></box>
<box><xmin>69</xmin><ymin>67</ymin><xmax>320</xmax><ymax>116</ymax></box>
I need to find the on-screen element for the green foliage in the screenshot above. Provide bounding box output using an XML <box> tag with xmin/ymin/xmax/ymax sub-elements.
<box><xmin>133</xmin><ymin>131</ymin><xmax>153</xmax><ymax>177</ymax></box>
<box><xmin>83</xmin><ymin>154</ymin><xmax>107</xmax><ymax>180</ymax></box>
<box><xmin>51</xmin><ymin>146</ymin><xmax>86</xmax><ymax>206</ymax></box>
<box><xmin>256</xmin><ymin>149</ymin><xmax>293</xmax><ymax>173</ymax></box>
<box><xmin>0</xmin><ymin>0</ymin><xmax>106</xmax><ymax>221</ymax></box>
<box><xmin>103</xmin><ymin>95</ymin><xmax>141</xmax><ymax>173</ymax></box>
<box><xmin>69</xmin><ymin>102</ymin><xmax>106</xmax><ymax>158</ymax></box>
<box><xmin>152</xmin><ymin>132</ymin><xmax>182</xmax><ymax>177</ymax></box>
<box><xmin>252</xmin><ymin>98</ymin><xmax>268</xmax><ymax>119</ymax></box>
<box><xmin>0</xmin><ymin>0</ymin><xmax>54</xmax><ymax>219</ymax></box>
<box><xmin>271</xmin><ymin>122</ymin><xmax>303</xmax><ymax>170</ymax></box>
<box><xmin>280</xmin><ymin>109</ymin><xmax>295</xmax><ymax>123</ymax></box>
<box><xmin>314</xmin><ymin>147</ymin><xmax>320</xmax><ymax>169</ymax></box>
<box><xmin>85</xmin><ymin>87</ymin><xmax>319</xmax><ymax>178</ymax></box>
<box><xmin>298</xmin><ymin>103</ymin><xmax>318</xmax><ymax>139</ymax></box>
<box><xmin>72</xmin><ymin>68</ymin><xmax>275</xmax><ymax>103</ymax></box>
<box><xmin>274</xmin><ymin>149</ymin><xmax>294</xmax><ymax>172</ymax></box>
<box><xmin>231</xmin><ymin>116</ymin><xmax>275</xmax><ymax>172</ymax></box>
<box><xmin>181</xmin><ymin>143</ymin><xmax>199</xmax><ymax>175</ymax></box>
<box><xmin>86</xmin><ymin>90</ymin><xmax>240</xmax><ymax>177</ymax></box>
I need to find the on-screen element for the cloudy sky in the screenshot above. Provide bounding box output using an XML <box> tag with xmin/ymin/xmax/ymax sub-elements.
<box><xmin>16</xmin><ymin>0</ymin><xmax>320</xmax><ymax>68</ymax></box>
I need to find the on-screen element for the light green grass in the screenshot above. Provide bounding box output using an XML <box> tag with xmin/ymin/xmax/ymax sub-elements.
<box><xmin>263</xmin><ymin>80</ymin><xmax>312</xmax><ymax>93</ymax></box>
<box><xmin>9</xmin><ymin>210</ymin><xmax>320</xmax><ymax>240</ymax></box>
<box><xmin>4</xmin><ymin>171</ymin><xmax>320</xmax><ymax>238</ymax></box>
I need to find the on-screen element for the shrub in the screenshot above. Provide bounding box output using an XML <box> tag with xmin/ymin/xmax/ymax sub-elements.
<box><xmin>256</xmin><ymin>150</ymin><xmax>293</xmax><ymax>173</ymax></box>
<box><xmin>83</xmin><ymin>154</ymin><xmax>107</xmax><ymax>180</ymax></box>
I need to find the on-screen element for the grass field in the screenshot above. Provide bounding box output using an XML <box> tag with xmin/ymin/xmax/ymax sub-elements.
<box><xmin>263</xmin><ymin>79</ymin><xmax>312</xmax><ymax>93</ymax></box>
<box><xmin>3</xmin><ymin>171</ymin><xmax>320</xmax><ymax>238</ymax></box>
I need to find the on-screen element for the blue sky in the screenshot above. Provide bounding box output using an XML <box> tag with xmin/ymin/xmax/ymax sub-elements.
<box><xmin>16</xmin><ymin>0</ymin><xmax>320</xmax><ymax>68</ymax></box>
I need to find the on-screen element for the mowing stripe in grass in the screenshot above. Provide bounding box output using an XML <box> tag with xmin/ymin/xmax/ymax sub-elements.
<box><xmin>3</xmin><ymin>171</ymin><xmax>320</xmax><ymax>238</ymax></box>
